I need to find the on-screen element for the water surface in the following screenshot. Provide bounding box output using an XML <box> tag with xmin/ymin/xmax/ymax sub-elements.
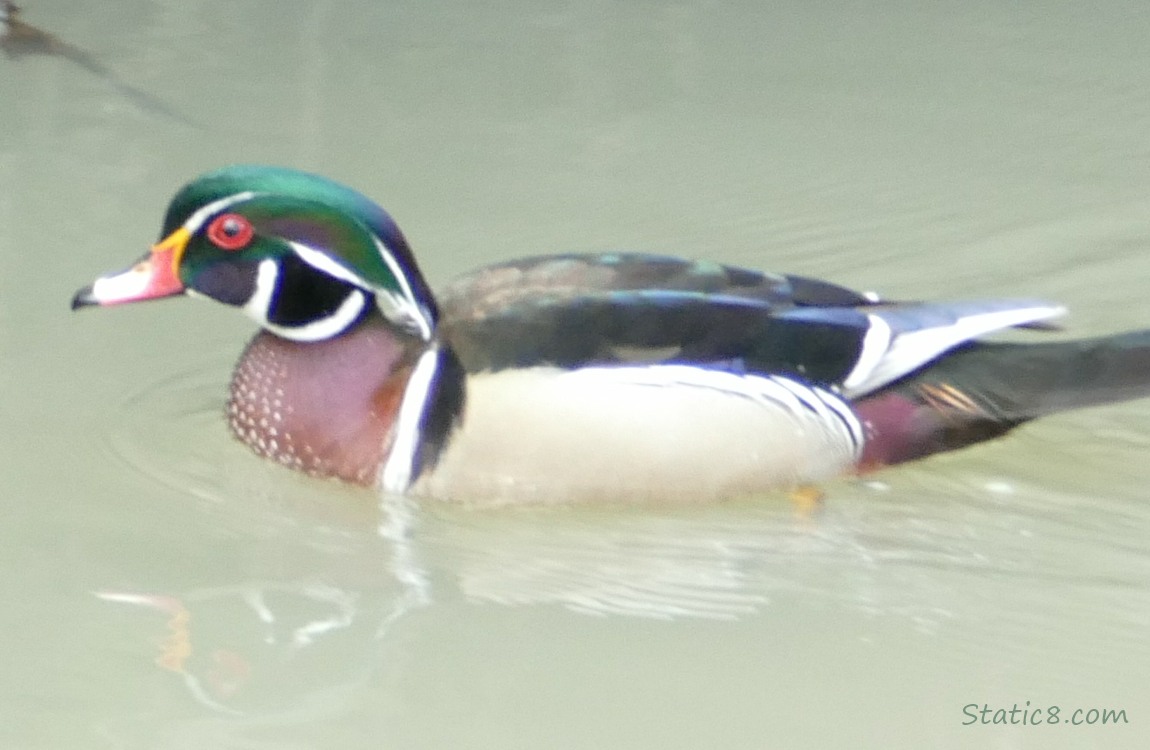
<box><xmin>2</xmin><ymin>1</ymin><xmax>1149</xmax><ymax>748</ymax></box>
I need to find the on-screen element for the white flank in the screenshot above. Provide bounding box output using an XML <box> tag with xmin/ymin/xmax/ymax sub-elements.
<box><xmin>380</xmin><ymin>347</ymin><xmax>442</xmax><ymax>493</ymax></box>
<box><xmin>812</xmin><ymin>387</ymin><xmax>868</xmax><ymax>448</ymax></box>
<box><xmin>555</xmin><ymin>364</ymin><xmax>864</xmax><ymax>457</ymax></box>
<box><xmin>770</xmin><ymin>373</ymin><xmax>867</xmax><ymax>449</ymax></box>
<box><xmin>412</xmin><ymin>364</ymin><xmax>867</xmax><ymax>506</ymax></box>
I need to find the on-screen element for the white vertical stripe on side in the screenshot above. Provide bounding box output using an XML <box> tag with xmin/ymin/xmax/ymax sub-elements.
<box><xmin>381</xmin><ymin>347</ymin><xmax>442</xmax><ymax>493</ymax></box>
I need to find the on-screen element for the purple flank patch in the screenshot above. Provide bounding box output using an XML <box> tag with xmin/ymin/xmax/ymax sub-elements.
<box><xmin>853</xmin><ymin>392</ymin><xmax>944</xmax><ymax>470</ymax></box>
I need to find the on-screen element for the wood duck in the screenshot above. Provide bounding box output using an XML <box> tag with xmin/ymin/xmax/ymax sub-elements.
<box><xmin>71</xmin><ymin>166</ymin><xmax>1150</xmax><ymax>505</ymax></box>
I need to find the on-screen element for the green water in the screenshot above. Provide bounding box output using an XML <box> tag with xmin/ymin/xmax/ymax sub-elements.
<box><xmin>2</xmin><ymin>1</ymin><xmax>1149</xmax><ymax>748</ymax></box>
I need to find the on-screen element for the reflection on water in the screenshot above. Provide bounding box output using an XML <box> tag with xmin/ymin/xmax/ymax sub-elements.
<box><xmin>95</xmin><ymin>579</ymin><xmax>403</xmax><ymax>715</ymax></box>
<box><xmin>95</xmin><ymin>361</ymin><xmax>1150</xmax><ymax>721</ymax></box>
<box><xmin>101</xmin><ymin>365</ymin><xmax>435</xmax><ymax>714</ymax></box>
<box><xmin>7</xmin><ymin>0</ymin><xmax>1150</xmax><ymax>745</ymax></box>
<box><xmin>103</xmin><ymin>361</ymin><xmax>945</xmax><ymax>625</ymax></box>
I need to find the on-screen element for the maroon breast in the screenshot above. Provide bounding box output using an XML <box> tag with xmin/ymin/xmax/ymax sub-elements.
<box><xmin>227</xmin><ymin>318</ymin><xmax>417</xmax><ymax>485</ymax></box>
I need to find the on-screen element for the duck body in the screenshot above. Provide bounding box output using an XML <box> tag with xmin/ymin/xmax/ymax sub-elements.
<box><xmin>72</xmin><ymin>166</ymin><xmax>1150</xmax><ymax>505</ymax></box>
<box><xmin>223</xmin><ymin>257</ymin><xmax>874</xmax><ymax>505</ymax></box>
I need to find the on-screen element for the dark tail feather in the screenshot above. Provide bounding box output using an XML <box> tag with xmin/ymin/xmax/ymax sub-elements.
<box><xmin>854</xmin><ymin>330</ymin><xmax>1150</xmax><ymax>469</ymax></box>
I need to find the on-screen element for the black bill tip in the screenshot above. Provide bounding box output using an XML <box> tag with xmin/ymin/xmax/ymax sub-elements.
<box><xmin>71</xmin><ymin>285</ymin><xmax>98</xmax><ymax>310</ymax></box>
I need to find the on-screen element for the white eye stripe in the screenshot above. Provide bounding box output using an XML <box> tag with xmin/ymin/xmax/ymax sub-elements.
<box><xmin>182</xmin><ymin>191</ymin><xmax>259</xmax><ymax>234</ymax></box>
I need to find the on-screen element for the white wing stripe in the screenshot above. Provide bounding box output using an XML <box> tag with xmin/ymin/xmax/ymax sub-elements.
<box><xmin>841</xmin><ymin>304</ymin><xmax>1066</xmax><ymax>398</ymax></box>
<box><xmin>841</xmin><ymin>314</ymin><xmax>893</xmax><ymax>393</ymax></box>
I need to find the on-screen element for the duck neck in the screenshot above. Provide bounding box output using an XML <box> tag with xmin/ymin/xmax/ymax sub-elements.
<box><xmin>227</xmin><ymin>312</ymin><xmax>446</xmax><ymax>486</ymax></box>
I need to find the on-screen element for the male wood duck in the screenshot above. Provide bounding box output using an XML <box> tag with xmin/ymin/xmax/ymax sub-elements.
<box><xmin>71</xmin><ymin>166</ymin><xmax>1150</xmax><ymax>505</ymax></box>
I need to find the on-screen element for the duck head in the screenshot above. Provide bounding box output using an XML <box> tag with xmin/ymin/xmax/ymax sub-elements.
<box><xmin>72</xmin><ymin>165</ymin><xmax>438</xmax><ymax>343</ymax></box>
<box><xmin>72</xmin><ymin>166</ymin><xmax>458</xmax><ymax>486</ymax></box>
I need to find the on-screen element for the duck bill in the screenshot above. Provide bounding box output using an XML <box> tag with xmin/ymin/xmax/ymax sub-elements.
<box><xmin>71</xmin><ymin>229</ymin><xmax>189</xmax><ymax>309</ymax></box>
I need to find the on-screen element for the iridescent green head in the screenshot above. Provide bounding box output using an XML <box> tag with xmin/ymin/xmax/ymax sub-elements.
<box><xmin>72</xmin><ymin>165</ymin><xmax>437</xmax><ymax>342</ymax></box>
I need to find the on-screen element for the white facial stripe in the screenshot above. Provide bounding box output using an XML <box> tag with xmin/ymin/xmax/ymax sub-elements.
<box><xmin>289</xmin><ymin>241</ymin><xmax>365</xmax><ymax>287</ymax></box>
<box><xmin>182</xmin><ymin>191</ymin><xmax>258</xmax><ymax>234</ymax></box>
<box><xmin>370</xmin><ymin>234</ymin><xmax>433</xmax><ymax>341</ymax></box>
<box><xmin>179</xmin><ymin>189</ymin><xmax>435</xmax><ymax>342</ymax></box>
<box><xmin>375</xmin><ymin>289</ymin><xmax>433</xmax><ymax>339</ymax></box>
<box><xmin>267</xmin><ymin>291</ymin><xmax>367</xmax><ymax>341</ymax></box>
<box><xmin>297</xmin><ymin>245</ymin><xmax>426</xmax><ymax>339</ymax></box>
<box><xmin>241</xmin><ymin>258</ymin><xmax>279</xmax><ymax>322</ymax></box>
<box><xmin>258</xmin><ymin>291</ymin><xmax>369</xmax><ymax>341</ymax></box>
<box><xmin>381</xmin><ymin>347</ymin><xmax>442</xmax><ymax>493</ymax></box>
<box><xmin>235</xmin><ymin>257</ymin><xmax>366</xmax><ymax>341</ymax></box>
<box><xmin>293</xmin><ymin>236</ymin><xmax>433</xmax><ymax>341</ymax></box>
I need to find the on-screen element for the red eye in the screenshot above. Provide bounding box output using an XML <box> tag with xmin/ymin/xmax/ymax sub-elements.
<box><xmin>206</xmin><ymin>213</ymin><xmax>255</xmax><ymax>251</ymax></box>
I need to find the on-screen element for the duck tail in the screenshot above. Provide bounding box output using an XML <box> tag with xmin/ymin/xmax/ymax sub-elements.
<box><xmin>853</xmin><ymin>329</ymin><xmax>1150</xmax><ymax>469</ymax></box>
